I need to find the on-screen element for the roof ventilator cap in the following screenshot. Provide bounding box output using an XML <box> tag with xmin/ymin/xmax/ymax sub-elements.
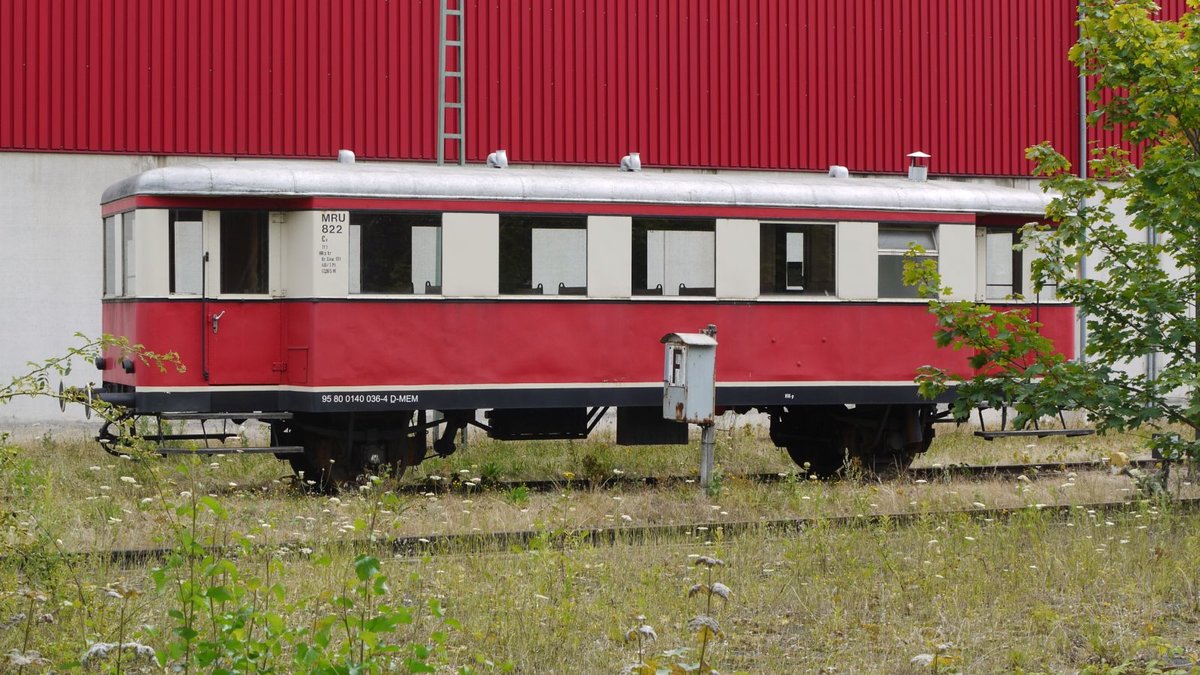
<box><xmin>828</xmin><ymin>165</ymin><xmax>849</xmax><ymax>178</ymax></box>
<box><xmin>619</xmin><ymin>152</ymin><xmax>642</xmax><ymax>172</ymax></box>
<box><xmin>486</xmin><ymin>149</ymin><xmax>509</xmax><ymax>168</ymax></box>
<box><xmin>337</xmin><ymin>149</ymin><xmax>356</xmax><ymax>164</ymax></box>
<box><xmin>907</xmin><ymin>151</ymin><xmax>930</xmax><ymax>181</ymax></box>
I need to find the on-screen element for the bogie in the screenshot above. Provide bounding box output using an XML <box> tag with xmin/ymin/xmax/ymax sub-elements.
<box><xmin>770</xmin><ymin>404</ymin><xmax>935</xmax><ymax>478</ymax></box>
<box><xmin>276</xmin><ymin>412</ymin><xmax>426</xmax><ymax>489</ymax></box>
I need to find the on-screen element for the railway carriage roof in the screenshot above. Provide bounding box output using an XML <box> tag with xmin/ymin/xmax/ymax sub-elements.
<box><xmin>103</xmin><ymin>160</ymin><xmax>1051</xmax><ymax>216</ymax></box>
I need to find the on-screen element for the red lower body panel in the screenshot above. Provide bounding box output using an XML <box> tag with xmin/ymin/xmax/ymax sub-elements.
<box><xmin>100</xmin><ymin>299</ymin><xmax>1075</xmax><ymax>412</ymax></box>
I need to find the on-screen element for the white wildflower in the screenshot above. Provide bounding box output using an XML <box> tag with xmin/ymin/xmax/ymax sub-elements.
<box><xmin>625</xmin><ymin>624</ymin><xmax>657</xmax><ymax>642</ymax></box>
<box><xmin>687</xmin><ymin>615</ymin><xmax>723</xmax><ymax>638</ymax></box>
<box><xmin>81</xmin><ymin>642</ymin><xmax>156</xmax><ymax>665</ymax></box>
<box><xmin>119</xmin><ymin>476</ymin><xmax>137</xmax><ymax>484</ymax></box>
<box><xmin>6</xmin><ymin>650</ymin><xmax>49</xmax><ymax>667</ymax></box>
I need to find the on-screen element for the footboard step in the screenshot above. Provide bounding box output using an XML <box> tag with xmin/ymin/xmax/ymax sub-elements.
<box><xmin>156</xmin><ymin>445</ymin><xmax>304</xmax><ymax>456</ymax></box>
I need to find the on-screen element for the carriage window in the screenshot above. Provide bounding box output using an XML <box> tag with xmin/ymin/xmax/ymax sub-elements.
<box><xmin>169</xmin><ymin>210</ymin><xmax>204</xmax><ymax>295</ymax></box>
<box><xmin>220</xmin><ymin>211</ymin><xmax>269</xmax><ymax>294</ymax></box>
<box><xmin>632</xmin><ymin>218</ymin><xmax>715</xmax><ymax>296</ymax></box>
<box><xmin>349</xmin><ymin>213</ymin><xmax>442</xmax><ymax>294</ymax></box>
<box><xmin>122</xmin><ymin>212</ymin><xmax>136</xmax><ymax>295</ymax></box>
<box><xmin>499</xmin><ymin>215</ymin><xmax>587</xmax><ymax>295</ymax></box>
<box><xmin>878</xmin><ymin>227</ymin><xmax>937</xmax><ymax>299</ymax></box>
<box><xmin>103</xmin><ymin>216</ymin><xmax>119</xmax><ymax>296</ymax></box>
<box><xmin>984</xmin><ymin>229</ymin><xmax>1022</xmax><ymax>300</ymax></box>
<box><xmin>760</xmin><ymin>223</ymin><xmax>835</xmax><ymax>295</ymax></box>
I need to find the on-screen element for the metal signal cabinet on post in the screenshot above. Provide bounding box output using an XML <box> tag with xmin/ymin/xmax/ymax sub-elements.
<box><xmin>661</xmin><ymin>331</ymin><xmax>718</xmax><ymax>425</ymax></box>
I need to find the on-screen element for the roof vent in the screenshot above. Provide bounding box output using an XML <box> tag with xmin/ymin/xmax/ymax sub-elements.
<box><xmin>619</xmin><ymin>152</ymin><xmax>642</xmax><ymax>172</ymax></box>
<box><xmin>907</xmin><ymin>151</ymin><xmax>930</xmax><ymax>181</ymax></box>
<box><xmin>337</xmin><ymin>149</ymin><xmax>356</xmax><ymax>164</ymax></box>
<box><xmin>828</xmin><ymin>165</ymin><xmax>849</xmax><ymax>178</ymax></box>
<box><xmin>486</xmin><ymin>149</ymin><xmax>509</xmax><ymax>169</ymax></box>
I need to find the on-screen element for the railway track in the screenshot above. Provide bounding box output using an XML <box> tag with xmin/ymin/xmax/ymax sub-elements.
<box><xmin>90</xmin><ymin>492</ymin><xmax>1195</xmax><ymax>568</ymax></box>
<box><xmin>12</xmin><ymin>457</ymin><xmax>1182</xmax><ymax>568</ymax></box>
<box><xmin>385</xmin><ymin>457</ymin><xmax>1171</xmax><ymax>496</ymax></box>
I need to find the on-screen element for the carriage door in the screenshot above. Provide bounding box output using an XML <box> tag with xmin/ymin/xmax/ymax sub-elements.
<box><xmin>203</xmin><ymin>211</ymin><xmax>283</xmax><ymax>385</ymax></box>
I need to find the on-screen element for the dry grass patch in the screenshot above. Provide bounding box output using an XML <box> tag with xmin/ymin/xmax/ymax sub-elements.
<box><xmin>5</xmin><ymin>425</ymin><xmax>1200</xmax><ymax>672</ymax></box>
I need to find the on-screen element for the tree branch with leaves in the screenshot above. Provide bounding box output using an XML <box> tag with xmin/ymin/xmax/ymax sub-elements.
<box><xmin>912</xmin><ymin>0</ymin><xmax>1200</xmax><ymax>461</ymax></box>
<box><xmin>0</xmin><ymin>333</ymin><xmax>183</xmax><ymax>426</ymax></box>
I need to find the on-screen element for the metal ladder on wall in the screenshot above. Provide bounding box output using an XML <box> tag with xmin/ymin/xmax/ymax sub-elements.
<box><xmin>437</xmin><ymin>0</ymin><xmax>466</xmax><ymax>166</ymax></box>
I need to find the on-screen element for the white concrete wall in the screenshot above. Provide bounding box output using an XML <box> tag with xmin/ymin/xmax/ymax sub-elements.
<box><xmin>0</xmin><ymin>153</ymin><xmax>167</xmax><ymax>423</ymax></box>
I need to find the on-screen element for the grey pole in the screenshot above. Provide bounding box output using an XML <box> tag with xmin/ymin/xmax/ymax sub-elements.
<box><xmin>699</xmin><ymin>423</ymin><xmax>716</xmax><ymax>487</ymax></box>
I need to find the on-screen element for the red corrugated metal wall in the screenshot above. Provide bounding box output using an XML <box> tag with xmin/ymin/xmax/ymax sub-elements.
<box><xmin>2</xmin><ymin>0</ymin><xmax>440</xmax><ymax>160</ymax></box>
<box><xmin>0</xmin><ymin>0</ymin><xmax>1187</xmax><ymax>176</ymax></box>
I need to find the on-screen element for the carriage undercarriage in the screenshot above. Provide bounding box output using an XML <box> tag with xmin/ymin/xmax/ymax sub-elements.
<box><xmin>96</xmin><ymin>402</ymin><xmax>942</xmax><ymax>487</ymax></box>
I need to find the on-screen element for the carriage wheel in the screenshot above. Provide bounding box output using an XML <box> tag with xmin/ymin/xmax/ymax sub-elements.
<box><xmin>773</xmin><ymin>405</ymin><xmax>934</xmax><ymax>479</ymax></box>
<box><xmin>282</xmin><ymin>412</ymin><xmax>425</xmax><ymax>491</ymax></box>
<box><xmin>784</xmin><ymin>442</ymin><xmax>847</xmax><ymax>478</ymax></box>
<box><xmin>772</xmin><ymin>405</ymin><xmax>848</xmax><ymax>477</ymax></box>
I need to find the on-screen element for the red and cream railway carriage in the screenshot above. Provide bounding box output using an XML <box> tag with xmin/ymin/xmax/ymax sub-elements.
<box><xmin>96</xmin><ymin>158</ymin><xmax>1073</xmax><ymax>480</ymax></box>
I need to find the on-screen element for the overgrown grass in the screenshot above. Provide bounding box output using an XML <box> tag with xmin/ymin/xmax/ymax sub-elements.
<box><xmin>4</xmin><ymin>426</ymin><xmax>1199</xmax><ymax>672</ymax></box>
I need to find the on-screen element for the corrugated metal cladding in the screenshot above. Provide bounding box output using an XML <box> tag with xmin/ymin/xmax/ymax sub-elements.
<box><xmin>0</xmin><ymin>0</ymin><xmax>1188</xmax><ymax>176</ymax></box>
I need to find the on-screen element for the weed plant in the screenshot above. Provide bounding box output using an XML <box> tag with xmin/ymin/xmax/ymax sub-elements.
<box><xmin>5</xmin><ymin>431</ymin><xmax>1200</xmax><ymax>671</ymax></box>
<box><xmin>4</xmin><ymin>340</ymin><xmax>1200</xmax><ymax>671</ymax></box>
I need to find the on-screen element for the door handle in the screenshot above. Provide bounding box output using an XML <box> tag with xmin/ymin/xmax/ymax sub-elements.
<box><xmin>211</xmin><ymin>311</ymin><xmax>226</xmax><ymax>334</ymax></box>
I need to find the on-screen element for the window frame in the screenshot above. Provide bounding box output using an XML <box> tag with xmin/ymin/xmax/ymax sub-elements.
<box><xmin>877</xmin><ymin>226</ymin><xmax>939</xmax><ymax>299</ymax></box>
<box><xmin>983</xmin><ymin>227</ymin><xmax>1024</xmax><ymax>301</ymax></box>
<box><xmin>759</xmin><ymin>221</ymin><xmax>837</xmax><ymax>296</ymax></box>
<box><xmin>169</xmin><ymin>209</ymin><xmax>205</xmax><ymax>296</ymax></box>
<box><xmin>498</xmin><ymin>214</ymin><xmax>588</xmax><ymax>296</ymax></box>
<box><xmin>218</xmin><ymin>210</ymin><xmax>271</xmax><ymax>296</ymax></box>
<box><xmin>631</xmin><ymin>217</ymin><xmax>717</xmax><ymax>297</ymax></box>
<box><xmin>103</xmin><ymin>214</ymin><xmax>120</xmax><ymax>297</ymax></box>
<box><xmin>348</xmin><ymin>211</ymin><xmax>444</xmax><ymax>296</ymax></box>
<box><xmin>120</xmin><ymin>211</ymin><xmax>136</xmax><ymax>296</ymax></box>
